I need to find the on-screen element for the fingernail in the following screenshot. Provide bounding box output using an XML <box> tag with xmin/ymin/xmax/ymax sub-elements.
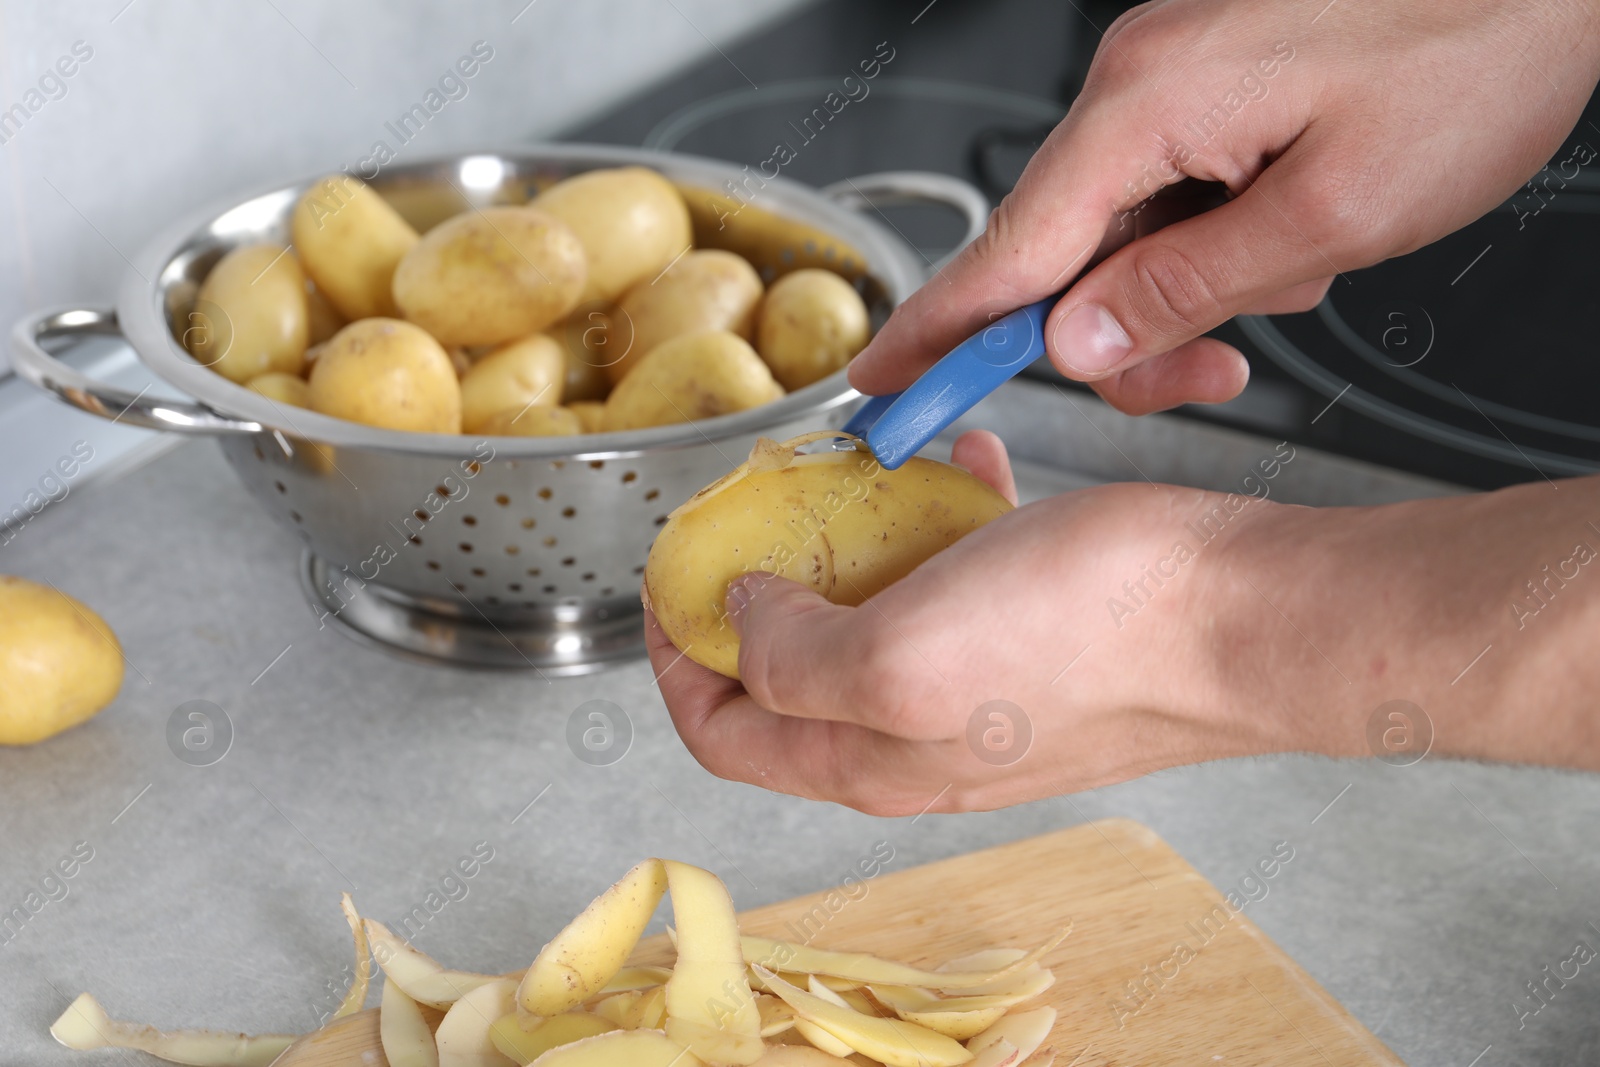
<box><xmin>1054</xmin><ymin>303</ymin><xmax>1132</xmax><ymax>376</ymax></box>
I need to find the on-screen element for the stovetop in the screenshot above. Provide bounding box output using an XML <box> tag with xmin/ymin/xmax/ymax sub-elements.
<box><xmin>567</xmin><ymin>0</ymin><xmax>1600</xmax><ymax>491</ymax></box>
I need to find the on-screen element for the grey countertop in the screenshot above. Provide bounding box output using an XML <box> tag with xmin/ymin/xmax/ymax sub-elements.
<box><xmin>2</xmin><ymin>383</ymin><xmax>1597</xmax><ymax>1066</ymax></box>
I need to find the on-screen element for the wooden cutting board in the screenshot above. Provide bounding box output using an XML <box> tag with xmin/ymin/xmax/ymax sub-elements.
<box><xmin>278</xmin><ymin>820</ymin><xmax>1402</xmax><ymax>1066</ymax></box>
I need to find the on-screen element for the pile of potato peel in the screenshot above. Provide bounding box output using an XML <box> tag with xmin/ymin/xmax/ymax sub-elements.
<box><xmin>51</xmin><ymin>858</ymin><xmax>1064</xmax><ymax>1067</ymax></box>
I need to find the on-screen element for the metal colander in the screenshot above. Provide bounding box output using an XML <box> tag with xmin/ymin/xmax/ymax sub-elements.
<box><xmin>11</xmin><ymin>145</ymin><xmax>987</xmax><ymax>673</ymax></box>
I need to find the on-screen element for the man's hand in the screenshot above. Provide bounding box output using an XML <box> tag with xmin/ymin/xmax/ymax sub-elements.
<box><xmin>850</xmin><ymin>0</ymin><xmax>1600</xmax><ymax>415</ymax></box>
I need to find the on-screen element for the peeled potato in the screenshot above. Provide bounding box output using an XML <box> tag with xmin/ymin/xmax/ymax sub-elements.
<box><xmin>246</xmin><ymin>372</ymin><xmax>311</xmax><ymax>408</ymax></box>
<box><xmin>553</xmin><ymin>307</ymin><xmax>630</xmax><ymax>400</ymax></box>
<box><xmin>609</xmin><ymin>250</ymin><xmax>764</xmax><ymax>384</ymax></box>
<box><xmin>533</xmin><ymin>166</ymin><xmax>692</xmax><ymax>304</ymax></box>
<box><xmin>459</xmin><ymin>334</ymin><xmax>565</xmax><ymax>434</ymax></box>
<box><xmin>0</xmin><ymin>576</ymin><xmax>124</xmax><ymax>745</ymax></box>
<box><xmin>756</xmin><ymin>269</ymin><xmax>870</xmax><ymax>391</ymax></box>
<box><xmin>291</xmin><ymin>174</ymin><xmax>419</xmax><ymax>320</ymax></box>
<box><xmin>187</xmin><ymin>243</ymin><xmax>308</xmax><ymax>383</ymax></box>
<box><xmin>603</xmin><ymin>331</ymin><xmax>782</xmax><ymax>432</ymax></box>
<box><xmin>567</xmin><ymin>401</ymin><xmax>606</xmax><ymax>434</ymax></box>
<box><xmin>392</xmin><ymin>206</ymin><xmax>586</xmax><ymax>346</ymax></box>
<box><xmin>308</xmin><ymin>318</ymin><xmax>462</xmax><ymax>434</ymax></box>
<box><xmin>479</xmin><ymin>405</ymin><xmax>582</xmax><ymax>437</ymax></box>
<box><xmin>645</xmin><ymin>434</ymin><xmax>1013</xmax><ymax>678</ymax></box>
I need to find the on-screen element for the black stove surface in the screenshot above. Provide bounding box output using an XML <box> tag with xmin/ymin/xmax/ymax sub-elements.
<box><xmin>566</xmin><ymin>0</ymin><xmax>1600</xmax><ymax>490</ymax></box>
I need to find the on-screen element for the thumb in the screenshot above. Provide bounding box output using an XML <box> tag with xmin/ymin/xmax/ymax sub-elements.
<box><xmin>727</xmin><ymin>573</ymin><xmax>901</xmax><ymax>727</ymax></box>
<box><xmin>848</xmin><ymin>107</ymin><xmax>1147</xmax><ymax>396</ymax></box>
<box><xmin>1047</xmin><ymin>137</ymin><xmax>1352</xmax><ymax>381</ymax></box>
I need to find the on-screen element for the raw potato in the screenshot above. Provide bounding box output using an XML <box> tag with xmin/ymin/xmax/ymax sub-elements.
<box><xmin>609</xmin><ymin>250</ymin><xmax>764</xmax><ymax>384</ymax></box>
<box><xmin>246</xmin><ymin>372</ymin><xmax>311</xmax><ymax>408</ymax></box>
<box><xmin>392</xmin><ymin>206</ymin><xmax>585</xmax><ymax>347</ymax></box>
<box><xmin>567</xmin><ymin>401</ymin><xmax>606</xmax><ymax>434</ymax></box>
<box><xmin>187</xmin><ymin>242</ymin><xmax>309</xmax><ymax>382</ymax></box>
<box><xmin>756</xmin><ymin>270</ymin><xmax>870</xmax><ymax>392</ymax></box>
<box><xmin>479</xmin><ymin>406</ymin><xmax>582</xmax><ymax>438</ymax></box>
<box><xmin>644</xmin><ymin>435</ymin><xmax>1013</xmax><ymax>679</ymax></box>
<box><xmin>603</xmin><ymin>331</ymin><xmax>782</xmax><ymax>433</ymax></box>
<box><xmin>309</xmin><ymin>319</ymin><xmax>462</xmax><ymax>434</ymax></box>
<box><xmin>460</xmin><ymin>334</ymin><xmax>565</xmax><ymax>434</ymax></box>
<box><xmin>533</xmin><ymin>167</ymin><xmax>692</xmax><ymax>304</ymax></box>
<box><xmin>292</xmin><ymin>174</ymin><xmax>419</xmax><ymax>320</ymax></box>
<box><xmin>303</xmin><ymin>276</ymin><xmax>346</xmax><ymax>345</ymax></box>
<box><xmin>553</xmin><ymin>307</ymin><xmax>631</xmax><ymax>399</ymax></box>
<box><xmin>0</xmin><ymin>576</ymin><xmax>123</xmax><ymax>745</ymax></box>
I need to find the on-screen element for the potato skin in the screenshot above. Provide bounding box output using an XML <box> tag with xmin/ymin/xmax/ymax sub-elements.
<box><xmin>0</xmin><ymin>576</ymin><xmax>123</xmax><ymax>745</ymax></box>
<box><xmin>603</xmin><ymin>331</ymin><xmax>782</xmax><ymax>432</ymax></box>
<box><xmin>479</xmin><ymin>405</ymin><xmax>582</xmax><ymax>437</ymax></box>
<box><xmin>609</xmin><ymin>250</ymin><xmax>763</xmax><ymax>385</ymax></box>
<box><xmin>291</xmin><ymin>175</ymin><xmax>419</xmax><ymax>320</ymax></box>
<box><xmin>757</xmin><ymin>269</ymin><xmax>871</xmax><ymax>391</ymax></box>
<box><xmin>392</xmin><ymin>206</ymin><xmax>586</xmax><ymax>347</ymax></box>
<box><xmin>308</xmin><ymin>318</ymin><xmax>462</xmax><ymax>434</ymax></box>
<box><xmin>188</xmin><ymin>243</ymin><xmax>308</xmax><ymax>383</ymax></box>
<box><xmin>459</xmin><ymin>334</ymin><xmax>565</xmax><ymax>434</ymax></box>
<box><xmin>645</xmin><ymin>440</ymin><xmax>1013</xmax><ymax>679</ymax></box>
<box><xmin>533</xmin><ymin>167</ymin><xmax>692</xmax><ymax>304</ymax></box>
<box><xmin>246</xmin><ymin>371</ymin><xmax>311</xmax><ymax>408</ymax></box>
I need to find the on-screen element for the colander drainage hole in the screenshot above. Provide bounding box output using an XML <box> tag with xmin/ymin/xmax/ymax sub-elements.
<box><xmin>509</xmin><ymin>582</ymin><xmax>523</xmax><ymax>592</ymax></box>
<box><xmin>495</xmin><ymin>494</ymin><xmax>510</xmax><ymax>506</ymax></box>
<box><xmin>582</xmin><ymin>572</ymin><xmax>595</xmax><ymax>581</ymax></box>
<box><xmin>504</xmin><ymin>545</ymin><xmax>519</xmax><ymax>555</ymax></box>
<box><xmin>632</xmin><ymin>565</ymin><xmax>645</xmax><ymax>575</ymax></box>
<box><xmin>543</xmin><ymin>584</ymin><xmax>557</xmax><ymax>594</ymax></box>
<box><xmin>458</xmin><ymin>542</ymin><xmax>473</xmax><ymax>553</ymax></box>
<box><xmin>561</xmin><ymin>507</ymin><xmax>576</xmax><ymax>518</ymax></box>
<box><xmin>644</xmin><ymin>489</ymin><xmax>660</xmax><ymax>501</ymax></box>
<box><xmin>537</xmin><ymin>487</ymin><xmax>553</xmax><ymax>500</ymax></box>
<box><xmin>289</xmin><ymin>511</ymin><xmax>302</xmax><ymax>523</ymax></box>
<box><xmin>543</xmin><ymin>536</ymin><xmax>557</xmax><ymax>548</ymax></box>
<box><xmin>274</xmin><ymin>481</ymin><xmax>286</xmax><ymax>494</ymax></box>
<box><xmin>413</xmin><ymin>509</ymin><xmax>430</xmax><ymax>523</ymax></box>
<box><xmin>471</xmin><ymin>567</ymin><xmax>485</xmax><ymax>577</ymax></box>
<box><xmin>561</xmin><ymin>557</ymin><xmax>575</xmax><ymax>567</ymax></box>
<box><xmin>436</xmin><ymin>484</ymin><xmax>452</xmax><ymax>497</ymax></box>
<box><xmin>426</xmin><ymin>561</ymin><xmax>441</xmax><ymax>571</ymax></box>
<box><xmin>600</xmin><ymin>587</ymin><xmax>614</xmax><ymax>596</ymax></box>
<box><xmin>621</xmin><ymin>471</ymin><xmax>637</xmax><ymax>484</ymax></box>
<box><xmin>462</xmin><ymin>515</ymin><xmax>478</xmax><ymax>526</ymax></box>
<box><xmin>588</xmin><ymin>460</ymin><xmax>604</xmax><ymax>470</ymax></box>
<box><xmin>653</xmin><ymin>515</ymin><xmax>668</xmax><ymax>526</ymax></box>
<box><xmin>526</xmin><ymin>567</ymin><xmax>542</xmax><ymax>577</ymax></box>
<box><xmin>520</xmin><ymin>518</ymin><xmax>536</xmax><ymax>529</ymax></box>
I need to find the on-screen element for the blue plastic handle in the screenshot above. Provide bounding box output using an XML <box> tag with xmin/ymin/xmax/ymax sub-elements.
<box><xmin>841</xmin><ymin>293</ymin><xmax>1062</xmax><ymax>469</ymax></box>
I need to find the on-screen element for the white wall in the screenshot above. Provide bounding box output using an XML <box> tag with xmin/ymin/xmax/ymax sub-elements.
<box><xmin>0</xmin><ymin>0</ymin><xmax>813</xmax><ymax>335</ymax></box>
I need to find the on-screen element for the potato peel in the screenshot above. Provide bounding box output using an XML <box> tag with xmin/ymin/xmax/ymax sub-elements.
<box><xmin>381</xmin><ymin>979</ymin><xmax>440</xmax><ymax>1067</ymax></box>
<box><xmin>49</xmin><ymin>993</ymin><xmax>295</xmax><ymax>1067</ymax></box>
<box><xmin>753</xmin><ymin>967</ymin><xmax>972</xmax><ymax>1067</ymax></box>
<box><xmin>364</xmin><ymin>919</ymin><xmax>501</xmax><ymax>1010</ymax></box>
<box><xmin>434</xmin><ymin>977</ymin><xmax>519</xmax><ymax>1067</ymax></box>
<box><xmin>742</xmin><ymin>927</ymin><xmax>1068</xmax><ymax>992</ymax></box>
<box><xmin>334</xmin><ymin>893</ymin><xmax>373</xmax><ymax>1019</ymax></box>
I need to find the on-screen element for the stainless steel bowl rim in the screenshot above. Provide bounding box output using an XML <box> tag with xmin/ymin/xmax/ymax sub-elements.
<box><xmin>112</xmin><ymin>142</ymin><xmax>940</xmax><ymax>460</ymax></box>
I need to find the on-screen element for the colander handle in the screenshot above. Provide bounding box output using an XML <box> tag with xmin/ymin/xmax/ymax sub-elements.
<box><xmin>817</xmin><ymin>171</ymin><xmax>991</xmax><ymax>272</ymax></box>
<box><xmin>8</xmin><ymin>306</ymin><xmax>264</xmax><ymax>436</ymax></box>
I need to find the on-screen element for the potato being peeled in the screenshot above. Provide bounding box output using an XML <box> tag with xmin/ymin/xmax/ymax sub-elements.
<box><xmin>291</xmin><ymin>175</ymin><xmax>418</xmax><ymax>320</ymax></box>
<box><xmin>187</xmin><ymin>242</ymin><xmax>308</xmax><ymax>383</ymax></box>
<box><xmin>308</xmin><ymin>318</ymin><xmax>462</xmax><ymax>434</ymax></box>
<box><xmin>645</xmin><ymin>434</ymin><xmax>1013</xmax><ymax>678</ymax></box>
<box><xmin>757</xmin><ymin>269</ymin><xmax>871</xmax><ymax>391</ymax></box>
<box><xmin>603</xmin><ymin>331</ymin><xmax>782</xmax><ymax>432</ymax></box>
<box><xmin>609</xmin><ymin>250</ymin><xmax>764</xmax><ymax>384</ymax></box>
<box><xmin>459</xmin><ymin>334</ymin><xmax>564</xmax><ymax>434</ymax></box>
<box><xmin>533</xmin><ymin>167</ymin><xmax>692</xmax><ymax>304</ymax></box>
<box><xmin>0</xmin><ymin>576</ymin><xmax>123</xmax><ymax>745</ymax></box>
<box><xmin>392</xmin><ymin>206</ymin><xmax>586</xmax><ymax>346</ymax></box>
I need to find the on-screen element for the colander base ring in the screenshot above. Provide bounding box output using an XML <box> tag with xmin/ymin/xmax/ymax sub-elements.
<box><xmin>299</xmin><ymin>552</ymin><xmax>647</xmax><ymax>674</ymax></box>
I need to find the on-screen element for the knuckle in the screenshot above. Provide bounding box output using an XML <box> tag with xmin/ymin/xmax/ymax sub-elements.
<box><xmin>1283</xmin><ymin>167</ymin><xmax>1394</xmax><ymax>261</ymax></box>
<box><xmin>1124</xmin><ymin>242</ymin><xmax>1225</xmax><ymax>338</ymax></box>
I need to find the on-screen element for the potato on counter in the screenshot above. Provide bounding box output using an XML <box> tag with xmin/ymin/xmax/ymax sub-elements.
<box><xmin>0</xmin><ymin>576</ymin><xmax>123</xmax><ymax>745</ymax></box>
<box><xmin>186</xmin><ymin>243</ymin><xmax>308</xmax><ymax>383</ymax></box>
<box><xmin>609</xmin><ymin>249</ymin><xmax>763</xmax><ymax>384</ymax></box>
<box><xmin>646</xmin><ymin>433</ymin><xmax>1013</xmax><ymax>678</ymax></box>
<box><xmin>459</xmin><ymin>334</ymin><xmax>565</xmax><ymax>434</ymax></box>
<box><xmin>308</xmin><ymin>318</ymin><xmax>462</xmax><ymax>434</ymax></box>
<box><xmin>246</xmin><ymin>371</ymin><xmax>311</xmax><ymax>408</ymax></box>
<box><xmin>291</xmin><ymin>175</ymin><xmax>419</xmax><ymax>320</ymax></box>
<box><xmin>603</xmin><ymin>331</ymin><xmax>782</xmax><ymax>432</ymax></box>
<box><xmin>757</xmin><ymin>268</ymin><xmax>871</xmax><ymax>391</ymax></box>
<box><xmin>533</xmin><ymin>166</ymin><xmax>692</xmax><ymax>304</ymax></box>
<box><xmin>392</xmin><ymin>206</ymin><xmax>586</xmax><ymax>347</ymax></box>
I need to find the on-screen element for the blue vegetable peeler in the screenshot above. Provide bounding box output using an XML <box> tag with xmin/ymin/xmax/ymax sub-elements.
<box><xmin>837</xmin><ymin>293</ymin><xmax>1063</xmax><ymax>469</ymax></box>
